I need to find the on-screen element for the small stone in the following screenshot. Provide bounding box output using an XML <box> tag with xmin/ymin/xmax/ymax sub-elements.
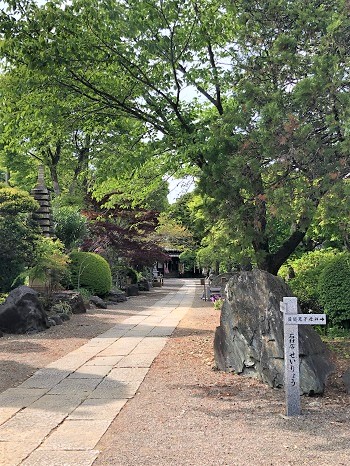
<box><xmin>89</xmin><ymin>295</ymin><xmax>107</xmax><ymax>309</ymax></box>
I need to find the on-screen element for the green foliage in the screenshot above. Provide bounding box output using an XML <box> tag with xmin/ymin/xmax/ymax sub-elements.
<box><xmin>53</xmin><ymin>206</ymin><xmax>87</xmax><ymax>250</ymax></box>
<box><xmin>154</xmin><ymin>213</ymin><xmax>194</xmax><ymax>251</ymax></box>
<box><xmin>308</xmin><ymin>180</ymin><xmax>350</xmax><ymax>250</ymax></box>
<box><xmin>279</xmin><ymin>249</ymin><xmax>337</xmax><ymax>312</ymax></box>
<box><xmin>323</xmin><ymin>327</ymin><xmax>350</xmax><ymax>340</ymax></box>
<box><xmin>22</xmin><ymin>237</ymin><xmax>70</xmax><ymax>292</ymax></box>
<box><xmin>0</xmin><ymin>186</ymin><xmax>40</xmax><ymax>292</ymax></box>
<box><xmin>318</xmin><ymin>254</ymin><xmax>350</xmax><ymax>327</ymax></box>
<box><xmin>112</xmin><ymin>265</ymin><xmax>138</xmax><ymax>287</ymax></box>
<box><xmin>0</xmin><ymin>185</ymin><xmax>39</xmax><ymax>214</ymax></box>
<box><xmin>73</xmin><ymin>287</ymin><xmax>91</xmax><ymax>301</ymax></box>
<box><xmin>1</xmin><ymin>0</ymin><xmax>350</xmax><ymax>275</ymax></box>
<box><xmin>213</xmin><ymin>298</ymin><xmax>224</xmax><ymax>311</ymax></box>
<box><xmin>179</xmin><ymin>249</ymin><xmax>197</xmax><ymax>272</ymax></box>
<box><xmin>51</xmin><ymin>301</ymin><xmax>72</xmax><ymax>315</ymax></box>
<box><xmin>68</xmin><ymin>251</ymin><xmax>112</xmax><ymax>296</ymax></box>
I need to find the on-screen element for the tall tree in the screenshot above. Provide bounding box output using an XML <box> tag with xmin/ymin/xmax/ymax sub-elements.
<box><xmin>1</xmin><ymin>0</ymin><xmax>350</xmax><ymax>273</ymax></box>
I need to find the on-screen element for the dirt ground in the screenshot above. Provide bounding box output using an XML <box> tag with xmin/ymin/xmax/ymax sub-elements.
<box><xmin>0</xmin><ymin>280</ymin><xmax>349</xmax><ymax>465</ymax></box>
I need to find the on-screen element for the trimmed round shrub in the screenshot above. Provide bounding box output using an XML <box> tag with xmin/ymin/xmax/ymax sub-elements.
<box><xmin>68</xmin><ymin>251</ymin><xmax>112</xmax><ymax>296</ymax></box>
<box><xmin>279</xmin><ymin>249</ymin><xmax>337</xmax><ymax>312</ymax></box>
<box><xmin>318</xmin><ymin>253</ymin><xmax>350</xmax><ymax>328</ymax></box>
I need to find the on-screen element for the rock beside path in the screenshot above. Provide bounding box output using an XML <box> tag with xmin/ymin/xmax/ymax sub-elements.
<box><xmin>214</xmin><ymin>270</ymin><xmax>335</xmax><ymax>395</ymax></box>
<box><xmin>0</xmin><ymin>285</ymin><xmax>49</xmax><ymax>334</ymax></box>
<box><xmin>51</xmin><ymin>291</ymin><xmax>87</xmax><ymax>314</ymax></box>
<box><xmin>90</xmin><ymin>295</ymin><xmax>108</xmax><ymax>309</ymax></box>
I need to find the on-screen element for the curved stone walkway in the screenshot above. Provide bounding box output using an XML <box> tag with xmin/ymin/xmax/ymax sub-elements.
<box><xmin>0</xmin><ymin>280</ymin><xmax>196</xmax><ymax>466</ymax></box>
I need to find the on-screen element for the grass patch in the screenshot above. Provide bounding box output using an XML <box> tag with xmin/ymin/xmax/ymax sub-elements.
<box><xmin>321</xmin><ymin>328</ymin><xmax>350</xmax><ymax>359</ymax></box>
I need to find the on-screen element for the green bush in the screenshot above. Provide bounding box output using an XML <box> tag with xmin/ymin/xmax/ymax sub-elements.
<box><xmin>179</xmin><ymin>249</ymin><xmax>197</xmax><ymax>272</ymax></box>
<box><xmin>318</xmin><ymin>253</ymin><xmax>350</xmax><ymax>328</ymax></box>
<box><xmin>112</xmin><ymin>265</ymin><xmax>138</xmax><ymax>286</ymax></box>
<box><xmin>279</xmin><ymin>249</ymin><xmax>337</xmax><ymax>312</ymax></box>
<box><xmin>0</xmin><ymin>186</ymin><xmax>40</xmax><ymax>292</ymax></box>
<box><xmin>68</xmin><ymin>251</ymin><xmax>112</xmax><ymax>296</ymax></box>
<box><xmin>53</xmin><ymin>206</ymin><xmax>87</xmax><ymax>250</ymax></box>
<box><xmin>22</xmin><ymin>237</ymin><xmax>70</xmax><ymax>293</ymax></box>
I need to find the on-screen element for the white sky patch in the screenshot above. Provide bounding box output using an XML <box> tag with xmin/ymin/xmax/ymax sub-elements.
<box><xmin>167</xmin><ymin>176</ymin><xmax>195</xmax><ymax>204</ymax></box>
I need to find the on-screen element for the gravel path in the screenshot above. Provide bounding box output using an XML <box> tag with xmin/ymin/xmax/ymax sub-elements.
<box><xmin>0</xmin><ymin>279</ymin><xmax>349</xmax><ymax>465</ymax></box>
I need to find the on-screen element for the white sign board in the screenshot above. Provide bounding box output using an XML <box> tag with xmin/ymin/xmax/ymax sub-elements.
<box><xmin>281</xmin><ymin>297</ymin><xmax>327</xmax><ymax>416</ymax></box>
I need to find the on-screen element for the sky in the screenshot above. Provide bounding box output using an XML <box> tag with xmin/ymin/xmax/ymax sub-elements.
<box><xmin>167</xmin><ymin>176</ymin><xmax>195</xmax><ymax>204</ymax></box>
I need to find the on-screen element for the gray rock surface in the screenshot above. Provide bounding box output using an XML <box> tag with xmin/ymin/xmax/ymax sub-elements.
<box><xmin>48</xmin><ymin>314</ymin><xmax>63</xmax><ymax>325</ymax></box>
<box><xmin>90</xmin><ymin>295</ymin><xmax>108</xmax><ymax>309</ymax></box>
<box><xmin>107</xmin><ymin>290</ymin><xmax>127</xmax><ymax>303</ymax></box>
<box><xmin>0</xmin><ymin>286</ymin><xmax>50</xmax><ymax>334</ymax></box>
<box><xmin>214</xmin><ymin>270</ymin><xmax>335</xmax><ymax>395</ymax></box>
<box><xmin>51</xmin><ymin>291</ymin><xmax>87</xmax><ymax>314</ymax></box>
<box><xmin>126</xmin><ymin>284</ymin><xmax>139</xmax><ymax>297</ymax></box>
<box><xmin>342</xmin><ymin>368</ymin><xmax>350</xmax><ymax>394</ymax></box>
<box><xmin>138</xmin><ymin>279</ymin><xmax>151</xmax><ymax>291</ymax></box>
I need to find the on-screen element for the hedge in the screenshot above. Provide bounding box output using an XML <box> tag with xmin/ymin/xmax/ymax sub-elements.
<box><xmin>69</xmin><ymin>251</ymin><xmax>112</xmax><ymax>296</ymax></box>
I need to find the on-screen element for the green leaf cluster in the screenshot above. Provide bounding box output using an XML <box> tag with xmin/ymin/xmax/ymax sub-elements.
<box><xmin>68</xmin><ymin>251</ymin><xmax>112</xmax><ymax>296</ymax></box>
<box><xmin>279</xmin><ymin>249</ymin><xmax>338</xmax><ymax>312</ymax></box>
<box><xmin>22</xmin><ymin>237</ymin><xmax>70</xmax><ymax>291</ymax></box>
<box><xmin>1</xmin><ymin>0</ymin><xmax>350</xmax><ymax>274</ymax></box>
<box><xmin>53</xmin><ymin>206</ymin><xmax>87</xmax><ymax>250</ymax></box>
<box><xmin>0</xmin><ymin>185</ymin><xmax>40</xmax><ymax>292</ymax></box>
<box><xmin>319</xmin><ymin>254</ymin><xmax>350</xmax><ymax>327</ymax></box>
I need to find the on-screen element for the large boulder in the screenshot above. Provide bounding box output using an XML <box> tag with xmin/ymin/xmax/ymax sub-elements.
<box><xmin>51</xmin><ymin>291</ymin><xmax>87</xmax><ymax>314</ymax></box>
<box><xmin>214</xmin><ymin>270</ymin><xmax>335</xmax><ymax>395</ymax></box>
<box><xmin>0</xmin><ymin>286</ymin><xmax>50</xmax><ymax>334</ymax></box>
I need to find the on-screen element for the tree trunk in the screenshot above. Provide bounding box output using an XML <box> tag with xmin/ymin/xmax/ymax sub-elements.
<box><xmin>256</xmin><ymin>230</ymin><xmax>307</xmax><ymax>275</ymax></box>
<box><xmin>69</xmin><ymin>133</ymin><xmax>90</xmax><ymax>196</ymax></box>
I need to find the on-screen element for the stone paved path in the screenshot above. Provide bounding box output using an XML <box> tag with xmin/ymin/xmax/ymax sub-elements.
<box><xmin>0</xmin><ymin>281</ymin><xmax>196</xmax><ymax>466</ymax></box>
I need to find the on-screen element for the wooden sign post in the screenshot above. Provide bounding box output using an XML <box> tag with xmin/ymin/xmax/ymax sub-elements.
<box><xmin>281</xmin><ymin>297</ymin><xmax>327</xmax><ymax>416</ymax></box>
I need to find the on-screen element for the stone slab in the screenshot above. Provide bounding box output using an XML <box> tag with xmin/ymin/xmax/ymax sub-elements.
<box><xmin>68</xmin><ymin>365</ymin><xmax>112</xmax><ymax>379</ymax></box>
<box><xmin>125</xmin><ymin>325</ymin><xmax>155</xmax><ymax>337</ymax></box>
<box><xmin>132</xmin><ymin>337</ymin><xmax>167</xmax><ymax>353</ymax></box>
<box><xmin>0</xmin><ymin>413</ymin><xmax>54</xmax><ymax>442</ymax></box>
<box><xmin>67</xmin><ymin>398</ymin><xmax>128</xmax><ymax>421</ymax></box>
<box><xmin>0</xmin><ymin>407</ymin><xmax>22</xmax><ymax>426</ymax></box>
<box><xmin>89</xmin><ymin>379</ymin><xmax>140</xmax><ymax>399</ymax></box>
<box><xmin>148</xmin><ymin>326</ymin><xmax>176</xmax><ymax>337</ymax></box>
<box><xmin>122</xmin><ymin>315</ymin><xmax>148</xmax><ymax>325</ymax></box>
<box><xmin>116</xmin><ymin>353</ymin><xmax>158</xmax><ymax>368</ymax></box>
<box><xmin>40</xmin><ymin>419</ymin><xmax>111</xmax><ymax>450</ymax></box>
<box><xmin>46</xmin><ymin>355</ymin><xmax>92</xmax><ymax>372</ymax></box>
<box><xmin>107</xmin><ymin>367</ymin><xmax>149</xmax><ymax>383</ymax></box>
<box><xmin>0</xmin><ymin>441</ymin><xmax>41</xmax><ymax>466</ymax></box>
<box><xmin>20</xmin><ymin>368</ymin><xmax>71</xmax><ymax>389</ymax></box>
<box><xmin>48</xmin><ymin>378</ymin><xmax>101</xmax><ymax>396</ymax></box>
<box><xmin>84</xmin><ymin>356</ymin><xmax>123</xmax><ymax>366</ymax></box>
<box><xmin>0</xmin><ymin>388</ymin><xmax>48</xmax><ymax>409</ymax></box>
<box><xmin>29</xmin><ymin>394</ymin><xmax>87</xmax><ymax>414</ymax></box>
<box><xmin>22</xmin><ymin>450</ymin><xmax>100</xmax><ymax>466</ymax></box>
<box><xmin>98</xmin><ymin>337</ymin><xmax>143</xmax><ymax>356</ymax></box>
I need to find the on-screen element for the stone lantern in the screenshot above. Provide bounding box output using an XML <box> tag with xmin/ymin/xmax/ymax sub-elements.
<box><xmin>31</xmin><ymin>165</ymin><xmax>54</xmax><ymax>237</ymax></box>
